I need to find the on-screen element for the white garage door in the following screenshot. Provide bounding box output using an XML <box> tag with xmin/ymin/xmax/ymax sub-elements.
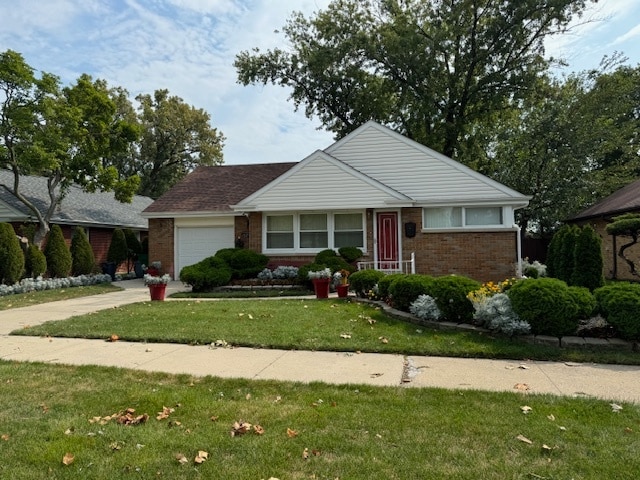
<box><xmin>177</xmin><ymin>226</ymin><xmax>234</xmax><ymax>274</ymax></box>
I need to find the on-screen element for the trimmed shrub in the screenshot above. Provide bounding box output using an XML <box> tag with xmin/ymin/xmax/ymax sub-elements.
<box><xmin>348</xmin><ymin>269</ymin><xmax>386</xmax><ymax>297</ymax></box>
<box><xmin>570</xmin><ymin>225</ymin><xmax>604</xmax><ymax>291</ymax></box>
<box><xmin>337</xmin><ymin>246</ymin><xmax>363</xmax><ymax>263</ymax></box>
<box><xmin>297</xmin><ymin>263</ymin><xmax>325</xmax><ymax>288</ymax></box>
<box><xmin>594</xmin><ymin>283</ymin><xmax>640</xmax><ymax>341</ymax></box>
<box><xmin>388</xmin><ymin>274</ymin><xmax>435</xmax><ymax>311</ymax></box>
<box><xmin>429</xmin><ymin>275</ymin><xmax>481</xmax><ymax>323</ymax></box>
<box><xmin>545</xmin><ymin>227</ymin><xmax>564</xmax><ymax>279</ymax></box>
<box><xmin>507</xmin><ymin>278</ymin><xmax>579</xmax><ymax>337</ymax></box>
<box><xmin>315</xmin><ymin>249</ymin><xmax>339</xmax><ymax>265</ymax></box>
<box><xmin>70</xmin><ymin>227</ymin><xmax>95</xmax><ymax>275</ymax></box>
<box><xmin>567</xmin><ymin>286</ymin><xmax>597</xmax><ymax>319</ymax></box>
<box><xmin>377</xmin><ymin>273</ymin><xmax>405</xmax><ymax>300</ymax></box>
<box><xmin>0</xmin><ymin>223</ymin><xmax>25</xmax><ymax>284</ymax></box>
<box><xmin>214</xmin><ymin>248</ymin><xmax>269</xmax><ymax>279</ymax></box>
<box><xmin>123</xmin><ymin>229</ymin><xmax>143</xmax><ymax>256</ymax></box>
<box><xmin>313</xmin><ymin>249</ymin><xmax>353</xmax><ymax>273</ymax></box>
<box><xmin>44</xmin><ymin>225</ymin><xmax>72</xmax><ymax>278</ymax></box>
<box><xmin>558</xmin><ymin>225</ymin><xmax>580</xmax><ymax>283</ymax></box>
<box><xmin>409</xmin><ymin>294</ymin><xmax>441</xmax><ymax>321</ymax></box>
<box><xmin>106</xmin><ymin>228</ymin><xmax>128</xmax><ymax>268</ymax></box>
<box><xmin>179</xmin><ymin>256</ymin><xmax>232</xmax><ymax>292</ymax></box>
<box><xmin>25</xmin><ymin>244</ymin><xmax>47</xmax><ymax>278</ymax></box>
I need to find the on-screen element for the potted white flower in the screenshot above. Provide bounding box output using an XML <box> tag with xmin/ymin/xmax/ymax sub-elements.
<box><xmin>308</xmin><ymin>268</ymin><xmax>331</xmax><ymax>298</ymax></box>
<box><xmin>144</xmin><ymin>273</ymin><xmax>171</xmax><ymax>301</ymax></box>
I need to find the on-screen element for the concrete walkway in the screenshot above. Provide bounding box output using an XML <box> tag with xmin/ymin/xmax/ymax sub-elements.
<box><xmin>1</xmin><ymin>279</ymin><xmax>639</xmax><ymax>404</ymax></box>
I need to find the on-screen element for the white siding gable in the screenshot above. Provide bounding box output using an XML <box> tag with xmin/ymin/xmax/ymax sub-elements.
<box><xmin>234</xmin><ymin>150</ymin><xmax>411</xmax><ymax>211</ymax></box>
<box><xmin>326</xmin><ymin>121</ymin><xmax>529</xmax><ymax>205</ymax></box>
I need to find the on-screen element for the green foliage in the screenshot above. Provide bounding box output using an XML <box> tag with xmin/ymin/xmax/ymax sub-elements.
<box><xmin>24</xmin><ymin>244</ymin><xmax>47</xmax><ymax>278</ymax></box>
<box><xmin>0</xmin><ymin>223</ymin><xmax>25</xmax><ymax>284</ymax></box>
<box><xmin>377</xmin><ymin>273</ymin><xmax>405</xmax><ymax>300</ymax></box>
<box><xmin>106</xmin><ymin>228</ymin><xmax>128</xmax><ymax>267</ymax></box>
<box><xmin>594</xmin><ymin>283</ymin><xmax>640</xmax><ymax>341</ymax></box>
<box><xmin>507</xmin><ymin>278</ymin><xmax>579</xmax><ymax>337</ymax></box>
<box><xmin>559</xmin><ymin>225</ymin><xmax>580</xmax><ymax>283</ymax></box>
<box><xmin>429</xmin><ymin>275</ymin><xmax>481</xmax><ymax>323</ymax></box>
<box><xmin>567</xmin><ymin>286</ymin><xmax>596</xmax><ymax>320</ymax></box>
<box><xmin>571</xmin><ymin>225</ymin><xmax>604</xmax><ymax>290</ymax></box>
<box><xmin>388</xmin><ymin>274</ymin><xmax>435</xmax><ymax>312</ymax></box>
<box><xmin>545</xmin><ymin>226</ymin><xmax>565</xmax><ymax>278</ymax></box>
<box><xmin>43</xmin><ymin>225</ymin><xmax>72</xmax><ymax>278</ymax></box>
<box><xmin>214</xmin><ymin>248</ymin><xmax>269</xmax><ymax>279</ymax></box>
<box><xmin>337</xmin><ymin>246</ymin><xmax>363</xmax><ymax>263</ymax></box>
<box><xmin>123</xmin><ymin>229</ymin><xmax>143</xmax><ymax>255</ymax></box>
<box><xmin>179</xmin><ymin>256</ymin><xmax>232</xmax><ymax>292</ymax></box>
<box><xmin>297</xmin><ymin>263</ymin><xmax>325</xmax><ymax>287</ymax></box>
<box><xmin>70</xmin><ymin>227</ymin><xmax>95</xmax><ymax>275</ymax></box>
<box><xmin>348</xmin><ymin>269</ymin><xmax>386</xmax><ymax>298</ymax></box>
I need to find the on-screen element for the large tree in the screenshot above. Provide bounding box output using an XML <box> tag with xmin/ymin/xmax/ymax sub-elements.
<box><xmin>0</xmin><ymin>50</ymin><xmax>140</xmax><ymax>246</ymax></box>
<box><xmin>235</xmin><ymin>0</ymin><xmax>593</xmax><ymax>161</ymax></box>
<box><xmin>134</xmin><ymin>89</ymin><xmax>225</xmax><ymax>199</ymax></box>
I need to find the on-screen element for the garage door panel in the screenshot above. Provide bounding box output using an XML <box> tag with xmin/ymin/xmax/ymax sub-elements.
<box><xmin>177</xmin><ymin>227</ymin><xmax>234</xmax><ymax>273</ymax></box>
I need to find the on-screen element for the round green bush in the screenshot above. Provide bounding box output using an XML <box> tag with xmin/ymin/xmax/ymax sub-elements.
<box><xmin>71</xmin><ymin>227</ymin><xmax>95</xmax><ymax>275</ymax></box>
<box><xmin>214</xmin><ymin>248</ymin><xmax>269</xmax><ymax>279</ymax></box>
<box><xmin>297</xmin><ymin>263</ymin><xmax>326</xmax><ymax>288</ymax></box>
<box><xmin>348</xmin><ymin>269</ymin><xmax>386</xmax><ymax>297</ymax></box>
<box><xmin>315</xmin><ymin>249</ymin><xmax>339</xmax><ymax>264</ymax></box>
<box><xmin>25</xmin><ymin>244</ymin><xmax>47</xmax><ymax>278</ymax></box>
<box><xmin>179</xmin><ymin>256</ymin><xmax>232</xmax><ymax>292</ymax></box>
<box><xmin>337</xmin><ymin>246</ymin><xmax>363</xmax><ymax>263</ymax></box>
<box><xmin>429</xmin><ymin>275</ymin><xmax>481</xmax><ymax>323</ymax></box>
<box><xmin>44</xmin><ymin>225</ymin><xmax>72</xmax><ymax>278</ymax></box>
<box><xmin>388</xmin><ymin>274</ymin><xmax>435</xmax><ymax>312</ymax></box>
<box><xmin>0</xmin><ymin>223</ymin><xmax>25</xmax><ymax>284</ymax></box>
<box><xmin>507</xmin><ymin>278</ymin><xmax>579</xmax><ymax>337</ymax></box>
<box><xmin>106</xmin><ymin>228</ymin><xmax>128</xmax><ymax>267</ymax></box>
<box><xmin>377</xmin><ymin>273</ymin><xmax>405</xmax><ymax>300</ymax></box>
<box><xmin>594</xmin><ymin>283</ymin><xmax>640</xmax><ymax>341</ymax></box>
<box><xmin>567</xmin><ymin>286</ymin><xmax>596</xmax><ymax>319</ymax></box>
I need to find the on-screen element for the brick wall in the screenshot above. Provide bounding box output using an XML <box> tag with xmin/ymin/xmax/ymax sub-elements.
<box><xmin>148</xmin><ymin>218</ymin><xmax>175</xmax><ymax>276</ymax></box>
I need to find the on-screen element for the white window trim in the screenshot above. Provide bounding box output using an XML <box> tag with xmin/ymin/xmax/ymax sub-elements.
<box><xmin>263</xmin><ymin>211</ymin><xmax>367</xmax><ymax>254</ymax></box>
<box><xmin>421</xmin><ymin>206</ymin><xmax>512</xmax><ymax>232</ymax></box>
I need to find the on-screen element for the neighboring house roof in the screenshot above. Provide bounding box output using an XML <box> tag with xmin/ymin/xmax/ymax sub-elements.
<box><xmin>0</xmin><ymin>170</ymin><xmax>153</xmax><ymax>229</ymax></box>
<box><xmin>143</xmin><ymin>162</ymin><xmax>297</xmax><ymax>217</ymax></box>
<box><xmin>144</xmin><ymin>121</ymin><xmax>530</xmax><ymax>216</ymax></box>
<box><xmin>570</xmin><ymin>177</ymin><xmax>640</xmax><ymax>221</ymax></box>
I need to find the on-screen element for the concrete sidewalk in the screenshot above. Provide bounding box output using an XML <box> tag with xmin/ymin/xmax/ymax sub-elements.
<box><xmin>1</xmin><ymin>279</ymin><xmax>639</xmax><ymax>404</ymax></box>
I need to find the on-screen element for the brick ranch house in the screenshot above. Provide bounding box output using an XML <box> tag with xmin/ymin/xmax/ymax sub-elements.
<box><xmin>0</xmin><ymin>169</ymin><xmax>153</xmax><ymax>265</ymax></box>
<box><xmin>568</xmin><ymin>177</ymin><xmax>640</xmax><ymax>282</ymax></box>
<box><xmin>143</xmin><ymin>121</ymin><xmax>531</xmax><ymax>282</ymax></box>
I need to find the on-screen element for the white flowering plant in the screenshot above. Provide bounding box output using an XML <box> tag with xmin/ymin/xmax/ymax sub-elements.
<box><xmin>308</xmin><ymin>268</ymin><xmax>331</xmax><ymax>280</ymax></box>
<box><xmin>0</xmin><ymin>274</ymin><xmax>112</xmax><ymax>297</ymax></box>
<box><xmin>144</xmin><ymin>273</ymin><xmax>171</xmax><ymax>286</ymax></box>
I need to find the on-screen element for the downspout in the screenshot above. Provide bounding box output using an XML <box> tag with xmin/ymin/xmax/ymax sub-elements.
<box><xmin>515</xmin><ymin>224</ymin><xmax>523</xmax><ymax>277</ymax></box>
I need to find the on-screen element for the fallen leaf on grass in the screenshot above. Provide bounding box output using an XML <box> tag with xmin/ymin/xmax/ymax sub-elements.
<box><xmin>107</xmin><ymin>334</ymin><xmax>119</xmax><ymax>342</ymax></box>
<box><xmin>287</xmin><ymin>428</ymin><xmax>298</xmax><ymax>438</ymax></box>
<box><xmin>156</xmin><ymin>406</ymin><xmax>175</xmax><ymax>420</ymax></box>
<box><xmin>62</xmin><ymin>453</ymin><xmax>74</xmax><ymax>466</ymax></box>
<box><xmin>176</xmin><ymin>453</ymin><xmax>189</xmax><ymax>465</ymax></box>
<box><xmin>610</xmin><ymin>403</ymin><xmax>623</xmax><ymax>413</ymax></box>
<box><xmin>231</xmin><ymin>420</ymin><xmax>252</xmax><ymax>437</ymax></box>
<box><xmin>254</xmin><ymin>425</ymin><xmax>265</xmax><ymax>435</ymax></box>
<box><xmin>210</xmin><ymin>415</ymin><xmax>219</xmax><ymax>422</ymax></box>
<box><xmin>1</xmin><ymin>434</ymin><xmax>9</xmax><ymax>441</ymax></box>
<box><xmin>521</xmin><ymin>406</ymin><xmax>533</xmax><ymax>414</ymax></box>
<box><xmin>340</xmin><ymin>333</ymin><xmax>351</xmax><ymax>339</ymax></box>
<box><xmin>547</xmin><ymin>414</ymin><xmax>555</xmax><ymax>421</ymax></box>
<box><xmin>378</xmin><ymin>336</ymin><xmax>389</xmax><ymax>344</ymax></box>
<box><xmin>516</xmin><ymin>434</ymin><xmax>533</xmax><ymax>445</ymax></box>
<box><xmin>302</xmin><ymin>448</ymin><xmax>309</xmax><ymax>460</ymax></box>
<box><xmin>194</xmin><ymin>450</ymin><xmax>208</xmax><ymax>464</ymax></box>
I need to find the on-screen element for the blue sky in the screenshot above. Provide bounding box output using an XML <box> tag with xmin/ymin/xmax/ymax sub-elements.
<box><xmin>0</xmin><ymin>0</ymin><xmax>638</xmax><ymax>165</ymax></box>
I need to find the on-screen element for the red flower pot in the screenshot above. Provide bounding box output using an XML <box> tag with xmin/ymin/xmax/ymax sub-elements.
<box><xmin>312</xmin><ymin>278</ymin><xmax>331</xmax><ymax>299</ymax></box>
<box><xmin>336</xmin><ymin>284</ymin><xmax>350</xmax><ymax>298</ymax></box>
<box><xmin>148</xmin><ymin>283</ymin><xmax>167</xmax><ymax>301</ymax></box>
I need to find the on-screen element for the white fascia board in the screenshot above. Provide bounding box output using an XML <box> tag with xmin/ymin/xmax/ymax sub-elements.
<box><xmin>142</xmin><ymin>211</ymin><xmax>237</xmax><ymax>219</ymax></box>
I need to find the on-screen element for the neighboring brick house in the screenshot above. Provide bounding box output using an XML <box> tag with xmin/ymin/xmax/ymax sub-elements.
<box><xmin>0</xmin><ymin>170</ymin><xmax>153</xmax><ymax>266</ymax></box>
<box><xmin>569</xmin><ymin>178</ymin><xmax>640</xmax><ymax>281</ymax></box>
<box><xmin>143</xmin><ymin>121</ymin><xmax>530</xmax><ymax>282</ymax></box>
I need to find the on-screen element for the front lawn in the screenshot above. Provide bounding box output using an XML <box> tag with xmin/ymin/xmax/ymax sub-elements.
<box><xmin>1</xmin><ymin>360</ymin><xmax>638</xmax><ymax>480</ymax></box>
<box><xmin>0</xmin><ymin>283</ymin><xmax>121</xmax><ymax>310</ymax></box>
<box><xmin>14</xmin><ymin>299</ymin><xmax>640</xmax><ymax>365</ymax></box>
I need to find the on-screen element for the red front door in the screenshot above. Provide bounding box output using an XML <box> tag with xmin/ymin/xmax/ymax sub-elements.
<box><xmin>377</xmin><ymin>212</ymin><xmax>399</xmax><ymax>270</ymax></box>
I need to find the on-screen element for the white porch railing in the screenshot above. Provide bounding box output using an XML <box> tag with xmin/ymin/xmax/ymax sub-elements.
<box><xmin>357</xmin><ymin>252</ymin><xmax>415</xmax><ymax>274</ymax></box>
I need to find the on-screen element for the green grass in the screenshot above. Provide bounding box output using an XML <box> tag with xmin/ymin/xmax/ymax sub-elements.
<box><xmin>1</xmin><ymin>360</ymin><xmax>638</xmax><ymax>480</ymax></box>
<box><xmin>14</xmin><ymin>299</ymin><xmax>640</xmax><ymax>365</ymax></box>
<box><xmin>171</xmin><ymin>288</ymin><xmax>313</xmax><ymax>299</ymax></box>
<box><xmin>0</xmin><ymin>283</ymin><xmax>121</xmax><ymax>310</ymax></box>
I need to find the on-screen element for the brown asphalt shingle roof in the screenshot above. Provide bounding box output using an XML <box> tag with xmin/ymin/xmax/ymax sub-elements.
<box><xmin>143</xmin><ymin>163</ymin><xmax>297</xmax><ymax>214</ymax></box>
<box><xmin>571</xmin><ymin>177</ymin><xmax>640</xmax><ymax>220</ymax></box>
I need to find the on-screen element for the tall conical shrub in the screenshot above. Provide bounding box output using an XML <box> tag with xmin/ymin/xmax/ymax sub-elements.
<box><xmin>571</xmin><ymin>225</ymin><xmax>604</xmax><ymax>290</ymax></box>
<box><xmin>0</xmin><ymin>223</ymin><xmax>25</xmax><ymax>284</ymax></box>
<box><xmin>106</xmin><ymin>228</ymin><xmax>128</xmax><ymax>269</ymax></box>
<box><xmin>71</xmin><ymin>227</ymin><xmax>95</xmax><ymax>275</ymax></box>
<box><xmin>545</xmin><ymin>226</ymin><xmax>566</xmax><ymax>279</ymax></box>
<box><xmin>557</xmin><ymin>225</ymin><xmax>580</xmax><ymax>283</ymax></box>
<box><xmin>44</xmin><ymin>225</ymin><xmax>72</xmax><ymax>278</ymax></box>
<box><xmin>25</xmin><ymin>244</ymin><xmax>47</xmax><ymax>278</ymax></box>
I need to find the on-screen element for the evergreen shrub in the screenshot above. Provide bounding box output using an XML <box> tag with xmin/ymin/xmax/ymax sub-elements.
<box><xmin>70</xmin><ymin>227</ymin><xmax>95</xmax><ymax>275</ymax></box>
<box><xmin>377</xmin><ymin>273</ymin><xmax>405</xmax><ymax>300</ymax></box>
<box><xmin>25</xmin><ymin>244</ymin><xmax>47</xmax><ymax>278</ymax></box>
<box><xmin>507</xmin><ymin>278</ymin><xmax>579</xmax><ymax>337</ymax></box>
<box><xmin>44</xmin><ymin>225</ymin><xmax>72</xmax><ymax>278</ymax></box>
<box><xmin>594</xmin><ymin>283</ymin><xmax>640</xmax><ymax>341</ymax></box>
<box><xmin>214</xmin><ymin>248</ymin><xmax>269</xmax><ymax>279</ymax></box>
<box><xmin>0</xmin><ymin>223</ymin><xmax>25</xmax><ymax>284</ymax></box>
<box><xmin>567</xmin><ymin>286</ymin><xmax>596</xmax><ymax>319</ymax></box>
<box><xmin>571</xmin><ymin>225</ymin><xmax>604</xmax><ymax>290</ymax></box>
<box><xmin>337</xmin><ymin>246</ymin><xmax>363</xmax><ymax>263</ymax></box>
<box><xmin>179</xmin><ymin>256</ymin><xmax>232</xmax><ymax>292</ymax></box>
<box><xmin>388</xmin><ymin>274</ymin><xmax>434</xmax><ymax>311</ymax></box>
<box><xmin>429</xmin><ymin>275</ymin><xmax>481</xmax><ymax>323</ymax></box>
<box><xmin>106</xmin><ymin>228</ymin><xmax>128</xmax><ymax>268</ymax></box>
<box><xmin>348</xmin><ymin>269</ymin><xmax>386</xmax><ymax>297</ymax></box>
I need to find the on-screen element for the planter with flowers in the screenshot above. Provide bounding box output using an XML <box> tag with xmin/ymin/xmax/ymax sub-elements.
<box><xmin>144</xmin><ymin>273</ymin><xmax>171</xmax><ymax>301</ymax></box>
<box><xmin>333</xmin><ymin>269</ymin><xmax>351</xmax><ymax>298</ymax></box>
<box><xmin>308</xmin><ymin>268</ymin><xmax>332</xmax><ymax>299</ymax></box>
<box><xmin>145</xmin><ymin>261</ymin><xmax>162</xmax><ymax>277</ymax></box>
